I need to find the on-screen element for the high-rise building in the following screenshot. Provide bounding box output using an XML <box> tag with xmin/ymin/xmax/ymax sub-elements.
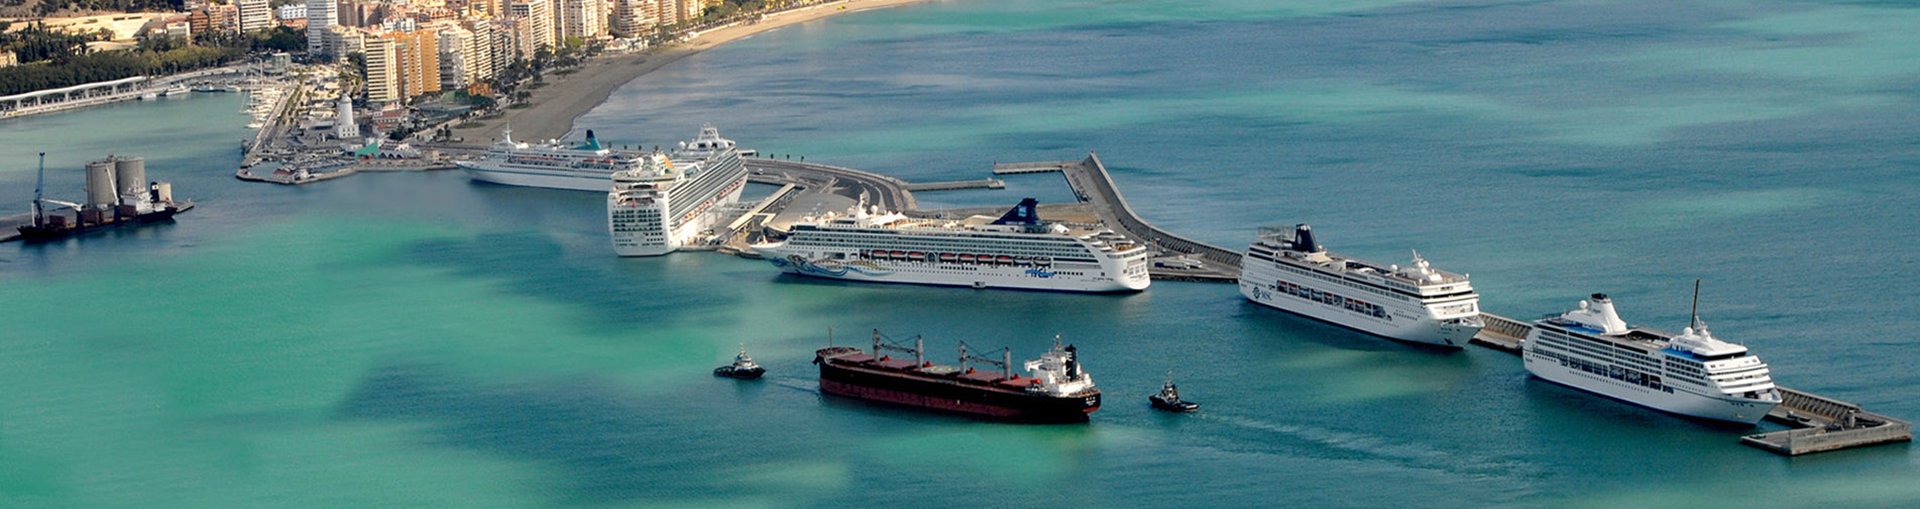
<box><xmin>211</xmin><ymin>4</ymin><xmax>242</xmax><ymax>34</ymax></box>
<box><xmin>465</xmin><ymin>24</ymin><xmax>496</xmax><ymax>84</ymax></box>
<box><xmin>238</xmin><ymin>0</ymin><xmax>273</xmax><ymax>33</ymax></box>
<box><xmin>364</xmin><ymin>36</ymin><xmax>401</xmax><ymax>103</ymax></box>
<box><xmin>436</xmin><ymin>26</ymin><xmax>471</xmax><ymax>90</ymax></box>
<box><xmin>392</xmin><ymin>29</ymin><xmax>441</xmax><ymax>98</ymax></box>
<box><xmin>307</xmin><ymin>0</ymin><xmax>338</xmax><ymax>55</ymax></box>
<box><xmin>509</xmin><ymin>0</ymin><xmax>554</xmax><ymax>56</ymax></box>
<box><xmin>560</xmin><ymin>0</ymin><xmax>605</xmax><ymax>42</ymax></box>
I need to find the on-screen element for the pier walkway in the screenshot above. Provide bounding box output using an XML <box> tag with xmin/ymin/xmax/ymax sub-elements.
<box><xmin>1469</xmin><ymin>312</ymin><xmax>1910</xmax><ymax>455</ymax></box>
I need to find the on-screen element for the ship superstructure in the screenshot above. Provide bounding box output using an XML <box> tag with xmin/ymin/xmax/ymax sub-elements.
<box><xmin>458</xmin><ymin>129</ymin><xmax>646</xmax><ymax>191</ymax></box>
<box><xmin>814</xmin><ymin>330</ymin><xmax>1101</xmax><ymax>422</ymax></box>
<box><xmin>753</xmin><ymin>198</ymin><xmax>1150</xmax><ymax>292</ymax></box>
<box><xmin>1523</xmin><ymin>292</ymin><xmax>1780</xmax><ymax>424</ymax></box>
<box><xmin>606</xmin><ymin>125</ymin><xmax>749</xmax><ymax>256</ymax></box>
<box><xmin>1239</xmin><ymin>224</ymin><xmax>1483</xmax><ymax>347</ymax></box>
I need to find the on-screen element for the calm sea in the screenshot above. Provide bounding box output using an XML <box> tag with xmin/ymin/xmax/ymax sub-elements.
<box><xmin>4</xmin><ymin>0</ymin><xmax>1918</xmax><ymax>507</ymax></box>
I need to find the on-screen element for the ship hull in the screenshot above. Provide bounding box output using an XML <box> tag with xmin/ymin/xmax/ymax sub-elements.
<box><xmin>1523</xmin><ymin>351</ymin><xmax>1776</xmax><ymax>424</ymax></box>
<box><xmin>17</xmin><ymin>206</ymin><xmax>189</xmax><ymax>242</ymax></box>
<box><xmin>1239</xmin><ymin>265</ymin><xmax>1479</xmax><ymax>348</ymax></box>
<box><xmin>818</xmin><ymin>362</ymin><xmax>1100</xmax><ymax>423</ymax></box>
<box><xmin>459</xmin><ymin>163</ymin><xmax>615</xmax><ymax>192</ymax></box>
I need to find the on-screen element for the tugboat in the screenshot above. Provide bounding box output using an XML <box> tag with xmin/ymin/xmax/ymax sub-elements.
<box><xmin>1149</xmin><ymin>374</ymin><xmax>1199</xmax><ymax>413</ymax></box>
<box><xmin>713</xmin><ymin>345</ymin><xmax>766</xmax><ymax>379</ymax></box>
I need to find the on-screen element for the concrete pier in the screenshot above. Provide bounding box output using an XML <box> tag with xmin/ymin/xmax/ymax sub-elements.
<box><xmin>992</xmin><ymin>161</ymin><xmax>1069</xmax><ymax>175</ymax></box>
<box><xmin>1053</xmin><ymin>154</ymin><xmax>1243</xmax><ymax>281</ymax></box>
<box><xmin>903</xmin><ymin>179</ymin><xmax>1004</xmax><ymax>191</ymax></box>
<box><xmin>1742</xmin><ymin>390</ymin><xmax>1912</xmax><ymax>456</ymax></box>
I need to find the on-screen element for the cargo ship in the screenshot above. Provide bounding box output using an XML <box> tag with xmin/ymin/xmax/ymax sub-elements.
<box><xmin>814</xmin><ymin>330</ymin><xmax>1101</xmax><ymax>423</ymax></box>
<box><xmin>14</xmin><ymin>153</ymin><xmax>192</xmax><ymax>242</ymax></box>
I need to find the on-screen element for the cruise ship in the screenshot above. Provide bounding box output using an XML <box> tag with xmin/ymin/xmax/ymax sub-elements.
<box><xmin>458</xmin><ymin>129</ymin><xmax>643</xmax><ymax>191</ymax></box>
<box><xmin>1523</xmin><ymin>292</ymin><xmax>1780</xmax><ymax>424</ymax></box>
<box><xmin>752</xmin><ymin>198</ymin><xmax>1151</xmax><ymax>292</ymax></box>
<box><xmin>607</xmin><ymin>126</ymin><xmax>750</xmax><ymax>256</ymax></box>
<box><xmin>1239</xmin><ymin>224</ymin><xmax>1484</xmax><ymax>347</ymax></box>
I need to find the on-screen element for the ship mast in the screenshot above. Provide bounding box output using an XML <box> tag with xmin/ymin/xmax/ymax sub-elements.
<box><xmin>1689</xmin><ymin>278</ymin><xmax>1701</xmax><ymax>330</ymax></box>
<box><xmin>31</xmin><ymin>152</ymin><xmax>45</xmax><ymax>227</ymax></box>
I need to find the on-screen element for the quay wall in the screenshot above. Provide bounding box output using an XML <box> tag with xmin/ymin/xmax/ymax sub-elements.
<box><xmin>1075</xmin><ymin>153</ymin><xmax>1243</xmax><ymax>267</ymax></box>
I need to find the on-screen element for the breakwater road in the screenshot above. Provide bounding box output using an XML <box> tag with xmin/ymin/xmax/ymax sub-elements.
<box><xmin>744</xmin><ymin>158</ymin><xmax>916</xmax><ymax>212</ymax></box>
<box><xmin>1052</xmin><ymin>153</ymin><xmax>1244</xmax><ymax>281</ymax></box>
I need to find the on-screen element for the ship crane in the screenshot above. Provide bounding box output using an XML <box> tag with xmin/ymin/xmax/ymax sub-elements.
<box><xmin>26</xmin><ymin>153</ymin><xmax>86</xmax><ymax>226</ymax></box>
<box><xmin>957</xmin><ymin>341</ymin><xmax>1014</xmax><ymax>380</ymax></box>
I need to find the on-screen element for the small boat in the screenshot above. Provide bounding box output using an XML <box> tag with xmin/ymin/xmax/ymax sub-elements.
<box><xmin>939</xmin><ymin>253</ymin><xmax>957</xmax><ymax>262</ymax></box>
<box><xmin>958</xmin><ymin>254</ymin><xmax>976</xmax><ymax>262</ymax></box>
<box><xmin>714</xmin><ymin>345</ymin><xmax>766</xmax><ymax>379</ymax></box>
<box><xmin>1149</xmin><ymin>375</ymin><xmax>1199</xmax><ymax>412</ymax></box>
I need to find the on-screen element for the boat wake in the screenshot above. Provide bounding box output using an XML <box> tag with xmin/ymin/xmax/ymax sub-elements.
<box><xmin>1197</xmin><ymin>413</ymin><xmax>1542</xmax><ymax>488</ymax></box>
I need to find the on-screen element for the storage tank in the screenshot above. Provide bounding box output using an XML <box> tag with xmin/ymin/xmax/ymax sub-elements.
<box><xmin>113</xmin><ymin>156</ymin><xmax>146</xmax><ymax>196</ymax></box>
<box><xmin>85</xmin><ymin>160</ymin><xmax>118</xmax><ymax>207</ymax></box>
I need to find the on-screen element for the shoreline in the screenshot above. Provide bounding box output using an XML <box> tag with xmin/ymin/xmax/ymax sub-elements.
<box><xmin>450</xmin><ymin>0</ymin><xmax>935</xmax><ymax>144</ymax></box>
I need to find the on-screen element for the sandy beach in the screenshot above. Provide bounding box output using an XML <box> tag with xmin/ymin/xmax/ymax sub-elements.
<box><xmin>451</xmin><ymin>0</ymin><xmax>935</xmax><ymax>144</ymax></box>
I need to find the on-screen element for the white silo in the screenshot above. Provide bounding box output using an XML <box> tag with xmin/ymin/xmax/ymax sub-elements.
<box><xmin>113</xmin><ymin>156</ymin><xmax>147</xmax><ymax>197</ymax></box>
<box><xmin>85</xmin><ymin>160</ymin><xmax>118</xmax><ymax>207</ymax></box>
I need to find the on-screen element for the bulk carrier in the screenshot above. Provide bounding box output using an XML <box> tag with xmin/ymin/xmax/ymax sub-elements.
<box><xmin>814</xmin><ymin>330</ymin><xmax>1101</xmax><ymax>423</ymax></box>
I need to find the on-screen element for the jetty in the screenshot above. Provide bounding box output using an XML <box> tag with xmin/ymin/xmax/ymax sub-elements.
<box><xmin>1470</xmin><ymin>313</ymin><xmax>1910</xmax><ymax>456</ymax></box>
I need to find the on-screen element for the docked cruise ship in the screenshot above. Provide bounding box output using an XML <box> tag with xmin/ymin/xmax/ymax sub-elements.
<box><xmin>1239</xmin><ymin>224</ymin><xmax>1484</xmax><ymax>347</ymax></box>
<box><xmin>607</xmin><ymin>126</ymin><xmax>750</xmax><ymax>256</ymax></box>
<box><xmin>753</xmin><ymin>198</ymin><xmax>1150</xmax><ymax>292</ymax></box>
<box><xmin>458</xmin><ymin>129</ymin><xmax>643</xmax><ymax>191</ymax></box>
<box><xmin>1523</xmin><ymin>293</ymin><xmax>1780</xmax><ymax>424</ymax></box>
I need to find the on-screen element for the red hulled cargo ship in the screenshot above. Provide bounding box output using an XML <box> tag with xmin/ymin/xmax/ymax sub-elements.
<box><xmin>814</xmin><ymin>330</ymin><xmax>1101</xmax><ymax>423</ymax></box>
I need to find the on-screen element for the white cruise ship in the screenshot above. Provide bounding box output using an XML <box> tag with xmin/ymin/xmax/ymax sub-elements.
<box><xmin>1239</xmin><ymin>224</ymin><xmax>1484</xmax><ymax>347</ymax></box>
<box><xmin>1523</xmin><ymin>293</ymin><xmax>1780</xmax><ymax>424</ymax></box>
<box><xmin>607</xmin><ymin>126</ymin><xmax>750</xmax><ymax>256</ymax></box>
<box><xmin>458</xmin><ymin>129</ymin><xmax>644</xmax><ymax>191</ymax></box>
<box><xmin>752</xmin><ymin>198</ymin><xmax>1150</xmax><ymax>292</ymax></box>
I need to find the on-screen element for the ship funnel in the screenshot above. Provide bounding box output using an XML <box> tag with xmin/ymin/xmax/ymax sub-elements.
<box><xmin>1292</xmin><ymin>224</ymin><xmax>1323</xmax><ymax>253</ymax></box>
<box><xmin>580</xmin><ymin>130</ymin><xmax>602</xmax><ymax>151</ymax></box>
<box><xmin>991</xmin><ymin>198</ymin><xmax>1042</xmax><ymax>226</ymax></box>
<box><xmin>1564</xmin><ymin>293</ymin><xmax>1629</xmax><ymax>334</ymax></box>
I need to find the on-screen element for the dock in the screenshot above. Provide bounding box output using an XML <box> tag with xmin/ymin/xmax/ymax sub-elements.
<box><xmin>1</xmin><ymin>212</ymin><xmax>28</xmax><ymax>242</ymax></box>
<box><xmin>903</xmin><ymin>179</ymin><xmax>1004</xmax><ymax>191</ymax></box>
<box><xmin>1470</xmin><ymin>312</ymin><xmax>1910</xmax><ymax>456</ymax></box>
<box><xmin>991</xmin><ymin>161</ymin><xmax>1069</xmax><ymax>175</ymax></box>
<box><xmin>1742</xmin><ymin>390</ymin><xmax>1912</xmax><ymax>456</ymax></box>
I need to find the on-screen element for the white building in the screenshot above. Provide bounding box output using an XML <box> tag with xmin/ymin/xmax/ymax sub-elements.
<box><xmin>278</xmin><ymin>4</ymin><xmax>307</xmax><ymax>20</ymax></box>
<box><xmin>238</xmin><ymin>0</ymin><xmax>273</xmax><ymax>33</ymax></box>
<box><xmin>509</xmin><ymin>0</ymin><xmax>555</xmax><ymax>56</ymax></box>
<box><xmin>335</xmin><ymin>95</ymin><xmax>360</xmax><ymax>139</ymax></box>
<box><xmin>560</xmin><ymin>0</ymin><xmax>607</xmax><ymax>42</ymax></box>
<box><xmin>364</xmin><ymin>36</ymin><xmax>401</xmax><ymax>103</ymax></box>
<box><xmin>306</xmin><ymin>0</ymin><xmax>338</xmax><ymax>55</ymax></box>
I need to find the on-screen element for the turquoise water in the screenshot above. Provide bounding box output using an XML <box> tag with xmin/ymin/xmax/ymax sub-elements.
<box><xmin>6</xmin><ymin>0</ymin><xmax>1920</xmax><ymax>507</ymax></box>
